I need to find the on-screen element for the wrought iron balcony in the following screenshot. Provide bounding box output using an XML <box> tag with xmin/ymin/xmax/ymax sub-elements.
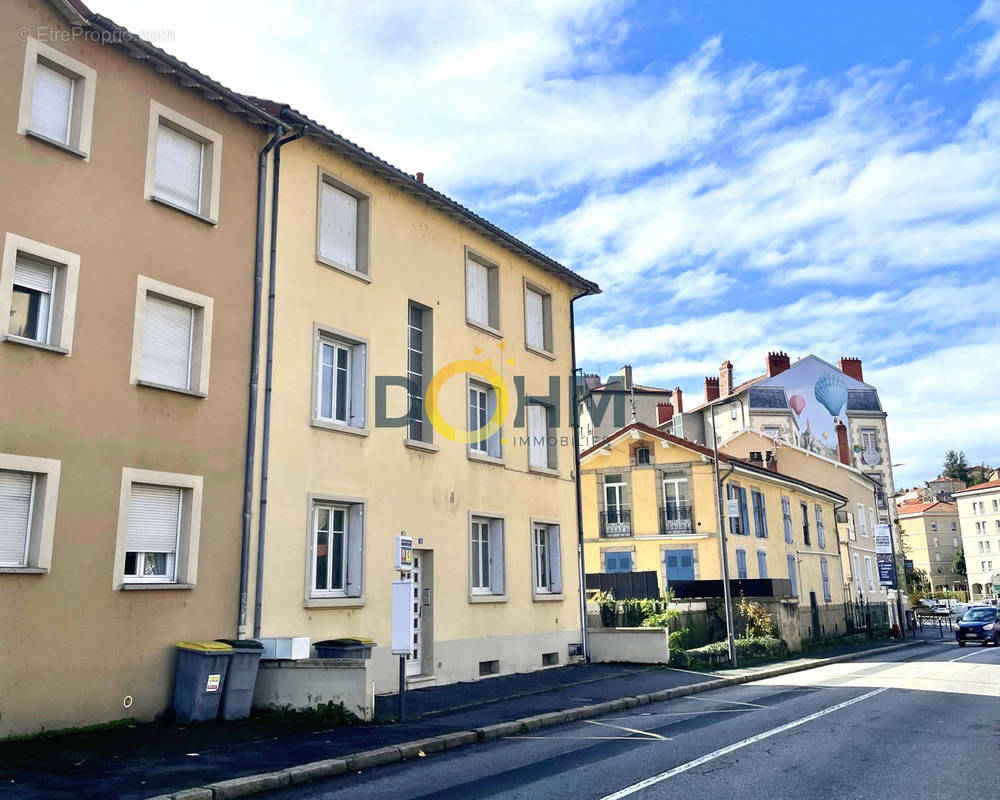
<box><xmin>600</xmin><ymin>509</ymin><xmax>632</xmax><ymax>538</ymax></box>
<box><xmin>659</xmin><ymin>504</ymin><xmax>694</xmax><ymax>535</ymax></box>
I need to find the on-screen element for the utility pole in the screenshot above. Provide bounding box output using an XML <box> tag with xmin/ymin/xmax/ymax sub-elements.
<box><xmin>710</xmin><ymin>404</ymin><xmax>737</xmax><ymax>667</ymax></box>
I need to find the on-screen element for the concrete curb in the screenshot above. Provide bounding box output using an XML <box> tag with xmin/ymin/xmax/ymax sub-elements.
<box><xmin>154</xmin><ymin>640</ymin><xmax>927</xmax><ymax>799</ymax></box>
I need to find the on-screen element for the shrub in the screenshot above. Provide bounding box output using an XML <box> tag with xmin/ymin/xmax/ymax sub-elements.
<box><xmin>734</xmin><ymin>595</ymin><xmax>775</xmax><ymax>639</ymax></box>
<box><xmin>684</xmin><ymin>636</ymin><xmax>788</xmax><ymax>669</ymax></box>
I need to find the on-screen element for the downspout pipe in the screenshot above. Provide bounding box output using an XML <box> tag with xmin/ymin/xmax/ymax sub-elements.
<box><xmin>570</xmin><ymin>295</ymin><xmax>590</xmax><ymax>662</ymax></box>
<box><xmin>253</xmin><ymin>124</ymin><xmax>308</xmax><ymax>640</ymax></box>
<box><xmin>710</xmin><ymin>405</ymin><xmax>738</xmax><ymax>668</ymax></box>
<box><xmin>237</xmin><ymin>125</ymin><xmax>281</xmax><ymax>639</ymax></box>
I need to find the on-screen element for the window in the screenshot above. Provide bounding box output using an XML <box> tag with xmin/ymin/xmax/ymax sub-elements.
<box><xmin>815</xmin><ymin>504</ymin><xmax>825</xmax><ymax>548</ymax></box>
<box><xmin>953</xmin><ymin>537</ymin><xmax>959</xmax><ymax>547</ymax></box>
<box><xmin>604</xmin><ymin>551</ymin><xmax>632</xmax><ymax>573</ymax></box>
<box><xmin>635</xmin><ymin>445</ymin><xmax>650</xmax><ymax>465</ymax></box>
<box><xmin>470</xmin><ymin>516</ymin><xmax>505</xmax><ymax>597</ymax></box>
<box><xmin>751</xmin><ymin>489</ymin><xmax>768</xmax><ymax>538</ymax></box>
<box><xmin>317</xmin><ymin>171</ymin><xmax>371</xmax><ymax>279</ymax></box>
<box><xmin>1</xmin><ymin>234</ymin><xmax>80</xmax><ymax>354</ymax></box>
<box><xmin>868</xmin><ymin>507</ymin><xmax>877</xmax><ymax>536</ymax></box>
<box><xmin>864</xmin><ymin>556</ymin><xmax>875</xmax><ymax>591</ymax></box>
<box><xmin>994</xmin><ymin>499</ymin><xmax>999</xmax><ymax>512</ymax></box>
<box><xmin>735</xmin><ymin>548</ymin><xmax>748</xmax><ymax>579</ymax></box>
<box><xmin>310</xmin><ymin>500</ymin><xmax>363</xmax><ymax>598</ymax></box>
<box><xmin>727</xmin><ymin>483</ymin><xmax>749</xmax><ymax>535</ymax></box>
<box><xmin>465</xmin><ymin>251</ymin><xmax>500</xmax><ymax>333</ymax></box>
<box><xmin>662</xmin><ymin>474</ymin><xmax>693</xmax><ymax>534</ymax></box>
<box><xmin>604</xmin><ymin>474</ymin><xmax>628</xmax><ymax>532</ymax></box>
<box><xmin>17</xmin><ymin>38</ymin><xmax>96</xmax><ymax>157</ymax></box>
<box><xmin>951</xmin><ymin>522</ymin><xmax>957</xmax><ymax>531</ymax></box>
<box><xmin>757</xmin><ymin>550</ymin><xmax>768</xmax><ymax>578</ymax></box>
<box><xmin>860</xmin><ymin>428</ymin><xmax>879</xmax><ymax>455</ymax></box>
<box><xmin>113</xmin><ymin>468</ymin><xmax>202</xmax><ymax>589</ymax></box>
<box><xmin>527</xmin><ymin>404</ymin><xmax>556</xmax><ymax>471</ymax></box>
<box><xmin>523</xmin><ymin>281</ymin><xmax>553</xmax><ymax>355</ymax></box>
<box><xmin>144</xmin><ymin>101</ymin><xmax>222</xmax><ymax>223</ymax></box>
<box><xmin>787</xmin><ymin>555</ymin><xmax>798</xmax><ymax>597</ymax></box>
<box><xmin>782</xmin><ymin>497</ymin><xmax>793</xmax><ymax>543</ymax></box>
<box><xmin>406</xmin><ymin>302</ymin><xmax>432</xmax><ymax>443</ymax></box>
<box><xmin>313</xmin><ymin>326</ymin><xmax>367</xmax><ymax>432</ymax></box>
<box><xmin>935</xmin><ymin>552</ymin><xmax>942</xmax><ymax>562</ymax></box>
<box><xmin>469</xmin><ymin>381</ymin><xmax>502</xmax><ymax>458</ymax></box>
<box><xmin>532</xmin><ymin>523</ymin><xmax>563</xmax><ymax>595</ymax></box>
<box><xmin>0</xmin><ymin>455</ymin><xmax>59</xmax><ymax>572</ymax></box>
<box><xmin>857</xmin><ymin>503</ymin><xmax>868</xmax><ymax>537</ymax></box>
<box><xmin>853</xmin><ymin>553</ymin><xmax>862</xmax><ymax>593</ymax></box>
<box><xmin>762</xmin><ymin>426</ymin><xmax>780</xmax><ymax>439</ymax></box>
<box><xmin>801</xmin><ymin>502</ymin><xmax>811</xmax><ymax>546</ymax></box>
<box><xmin>933</xmin><ymin>536</ymin><xmax>939</xmax><ymax>547</ymax></box>
<box><xmin>730</xmin><ymin>403</ymin><xmax>738</xmax><ymax>420</ymax></box>
<box><xmin>820</xmin><ymin>557</ymin><xmax>831</xmax><ymax>601</ymax></box>
<box><xmin>931</xmin><ymin>523</ymin><xmax>937</xmax><ymax>532</ymax></box>
<box><xmin>131</xmin><ymin>277</ymin><xmax>213</xmax><ymax>396</ymax></box>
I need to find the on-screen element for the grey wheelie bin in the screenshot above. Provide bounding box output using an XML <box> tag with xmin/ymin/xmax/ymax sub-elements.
<box><xmin>214</xmin><ymin>639</ymin><xmax>264</xmax><ymax>720</ymax></box>
<box><xmin>172</xmin><ymin>641</ymin><xmax>233</xmax><ymax>723</ymax></box>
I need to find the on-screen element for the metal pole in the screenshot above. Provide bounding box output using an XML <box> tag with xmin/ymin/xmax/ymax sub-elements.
<box><xmin>879</xmin><ymin>484</ymin><xmax>905</xmax><ymax>639</ymax></box>
<box><xmin>398</xmin><ymin>655</ymin><xmax>406</xmax><ymax>723</ymax></box>
<box><xmin>710</xmin><ymin>406</ymin><xmax>737</xmax><ymax>667</ymax></box>
<box><xmin>570</xmin><ymin>299</ymin><xmax>590</xmax><ymax>662</ymax></box>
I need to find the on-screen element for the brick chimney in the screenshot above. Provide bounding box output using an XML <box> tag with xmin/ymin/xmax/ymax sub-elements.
<box><xmin>839</xmin><ymin>357</ymin><xmax>863</xmax><ymax>383</ymax></box>
<box><xmin>766</xmin><ymin>351</ymin><xmax>790</xmax><ymax>377</ymax></box>
<box><xmin>836</xmin><ymin>420</ymin><xmax>851</xmax><ymax>465</ymax></box>
<box><xmin>766</xmin><ymin>451</ymin><xmax>779</xmax><ymax>472</ymax></box>
<box><xmin>704</xmin><ymin>377</ymin><xmax>720</xmax><ymax>403</ymax></box>
<box><xmin>656</xmin><ymin>402</ymin><xmax>674</xmax><ymax>425</ymax></box>
<box><xmin>621</xmin><ymin>364</ymin><xmax>634</xmax><ymax>391</ymax></box>
<box><xmin>719</xmin><ymin>361</ymin><xmax>734</xmax><ymax>397</ymax></box>
<box><xmin>673</xmin><ymin>386</ymin><xmax>683</xmax><ymax>414</ymax></box>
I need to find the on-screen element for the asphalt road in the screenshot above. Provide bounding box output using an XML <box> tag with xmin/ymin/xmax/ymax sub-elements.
<box><xmin>267</xmin><ymin>641</ymin><xmax>1000</xmax><ymax>800</ymax></box>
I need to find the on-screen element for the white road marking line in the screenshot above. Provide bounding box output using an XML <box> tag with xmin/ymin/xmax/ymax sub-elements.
<box><xmin>598</xmin><ymin>649</ymin><xmax>984</xmax><ymax>800</ymax></box>
<box><xmin>689</xmin><ymin>695</ymin><xmax>765</xmax><ymax>709</ymax></box>
<box><xmin>666</xmin><ymin>666</ymin><xmax>720</xmax><ymax>678</ymax></box>
<box><xmin>584</xmin><ymin>720</ymin><xmax>670</xmax><ymax>740</ymax></box>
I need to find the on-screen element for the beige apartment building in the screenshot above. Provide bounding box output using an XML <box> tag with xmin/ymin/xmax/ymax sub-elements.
<box><xmin>954</xmin><ymin>480</ymin><xmax>1000</xmax><ymax>600</ymax></box>
<box><xmin>0</xmin><ymin>0</ymin><xmax>281</xmax><ymax>735</ymax></box>
<box><xmin>896</xmin><ymin>500</ymin><xmax>963</xmax><ymax>595</ymax></box>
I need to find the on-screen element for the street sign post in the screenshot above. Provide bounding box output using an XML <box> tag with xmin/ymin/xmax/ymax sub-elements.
<box><xmin>391</xmin><ymin>579</ymin><xmax>412</xmax><ymax>721</ymax></box>
<box><xmin>874</xmin><ymin>524</ymin><xmax>897</xmax><ymax>588</ymax></box>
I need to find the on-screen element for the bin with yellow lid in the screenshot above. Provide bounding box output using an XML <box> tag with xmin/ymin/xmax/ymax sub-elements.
<box><xmin>172</xmin><ymin>641</ymin><xmax>233</xmax><ymax>723</ymax></box>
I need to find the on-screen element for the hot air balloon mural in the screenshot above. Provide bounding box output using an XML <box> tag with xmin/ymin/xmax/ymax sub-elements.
<box><xmin>789</xmin><ymin>394</ymin><xmax>806</xmax><ymax>416</ymax></box>
<box><xmin>814</xmin><ymin>374</ymin><xmax>847</xmax><ymax>419</ymax></box>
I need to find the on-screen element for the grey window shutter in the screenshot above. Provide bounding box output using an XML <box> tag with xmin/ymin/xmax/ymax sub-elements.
<box><xmin>154</xmin><ymin>123</ymin><xmax>203</xmax><ymax>213</ymax></box>
<box><xmin>349</xmin><ymin>343</ymin><xmax>366</xmax><ymax>427</ymax></box>
<box><xmin>548</xmin><ymin>525</ymin><xmax>562</xmax><ymax>593</ymax></box>
<box><xmin>346</xmin><ymin>504</ymin><xmax>364</xmax><ymax>596</ymax></box>
<box><xmin>486</xmin><ymin>389</ymin><xmax>501</xmax><ymax>458</ymax></box>
<box><xmin>0</xmin><ymin>470</ymin><xmax>33</xmax><ymax>567</ymax></box>
<box><xmin>31</xmin><ymin>62</ymin><xmax>73</xmax><ymax>144</ymax></box>
<box><xmin>488</xmin><ymin>518</ymin><xmax>504</xmax><ymax>594</ymax></box>
<box><xmin>126</xmin><ymin>484</ymin><xmax>181</xmax><ymax>554</ymax></box>
<box><xmin>141</xmin><ymin>295</ymin><xmax>193</xmax><ymax>389</ymax></box>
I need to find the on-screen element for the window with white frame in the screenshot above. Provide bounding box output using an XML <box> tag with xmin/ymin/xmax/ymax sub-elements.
<box><xmin>864</xmin><ymin>555</ymin><xmax>875</xmax><ymax>591</ymax></box>
<box><xmin>9</xmin><ymin>253</ymin><xmax>55</xmax><ymax>344</ymax></box>
<box><xmin>0</xmin><ymin>470</ymin><xmax>35</xmax><ymax>568</ymax></box>
<box><xmin>931</xmin><ymin>522</ymin><xmax>937</xmax><ymax>531</ymax></box>
<box><xmin>406</xmin><ymin>302</ymin><xmax>432</xmax><ymax>443</ymax></box>
<box><xmin>145</xmin><ymin>101</ymin><xmax>222</xmax><ymax>223</ymax></box>
<box><xmin>523</xmin><ymin>282</ymin><xmax>552</xmax><ymax>354</ymax></box>
<box><xmin>131</xmin><ymin>276</ymin><xmax>213</xmax><ymax>395</ymax></box>
<box><xmin>527</xmin><ymin>403</ymin><xmax>556</xmax><ymax>470</ymax></box>
<box><xmin>853</xmin><ymin>553</ymin><xmax>862</xmax><ymax>592</ymax></box>
<box><xmin>532</xmin><ymin>523</ymin><xmax>563</xmax><ymax>594</ymax></box>
<box><xmin>867</xmin><ymin>507</ymin><xmax>877</xmax><ymax>536</ymax></box>
<box><xmin>857</xmin><ymin>503</ymin><xmax>868</xmax><ymax>537</ymax></box>
<box><xmin>310</xmin><ymin>500</ymin><xmax>364</xmax><ymax>598</ymax></box>
<box><xmin>763</xmin><ymin>426</ymin><xmax>780</xmax><ymax>439</ymax></box>
<box><xmin>314</xmin><ymin>327</ymin><xmax>367</xmax><ymax>430</ymax></box>
<box><xmin>18</xmin><ymin>38</ymin><xmax>97</xmax><ymax>157</ymax></box>
<box><xmin>317</xmin><ymin>172</ymin><xmax>370</xmax><ymax>277</ymax></box>
<box><xmin>466</xmin><ymin>252</ymin><xmax>500</xmax><ymax>332</ymax></box>
<box><xmin>953</xmin><ymin>536</ymin><xmax>959</xmax><ymax>547</ymax></box>
<box><xmin>469</xmin><ymin>381</ymin><xmax>501</xmax><ymax>458</ymax></box>
<box><xmin>470</xmin><ymin>516</ymin><xmax>505</xmax><ymax>596</ymax></box>
<box><xmin>0</xmin><ymin>455</ymin><xmax>60</xmax><ymax>572</ymax></box>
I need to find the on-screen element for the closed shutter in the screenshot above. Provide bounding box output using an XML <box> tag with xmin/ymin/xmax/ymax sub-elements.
<box><xmin>13</xmin><ymin>254</ymin><xmax>55</xmax><ymax>294</ymax></box>
<box><xmin>488</xmin><ymin>518</ymin><xmax>505</xmax><ymax>594</ymax></box>
<box><xmin>787</xmin><ymin>555</ymin><xmax>798</xmax><ymax>597</ymax></box>
<box><xmin>524</xmin><ymin>288</ymin><xmax>545</xmax><ymax>349</ymax></box>
<box><xmin>154</xmin><ymin>123</ymin><xmax>203</xmax><ymax>213</ymax></box>
<box><xmin>757</xmin><ymin>550</ymin><xmax>767</xmax><ymax>578</ymax></box>
<box><xmin>349</xmin><ymin>342</ymin><xmax>366</xmax><ymax>428</ymax></box>
<box><xmin>31</xmin><ymin>62</ymin><xmax>73</xmax><ymax>144</ymax></box>
<box><xmin>126</xmin><ymin>484</ymin><xmax>181</xmax><ymax>554</ymax></box>
<box><xmin>141</xmin><ymin>295</ymin><xmax>193</xmax><ymax>389</ymax></box>
<box><xmin>486</xmin><ymin>388</ymin><xmax>501</xmax><ymax>458</ymax></box>
<box><xmin>528</xmin><ymin>405</ymin><xmax>548</xmax><ymax>467</ymax></box>
<box><xmin>548</xmin><ymin>525</ymin><xmax>562</xmax><ymax>593</ymax></box>
<box><xmin>0</xmin><ymin>470</ymin><xmax>33</xmax><ymax>567</ymax></box>
<box><xmin>319</xmin><ymin>182</ymin><xmax>358</xmax><ymax>270</ymax></box>
<box><xmin>346</xmin><ymin>504</ymin><xmax>364</xmax><ymax>596</ymax></box>
<box><xmin>466</xmin><ymin>258</ymin><xmax>489</xmax><ymax>325</ymax></box>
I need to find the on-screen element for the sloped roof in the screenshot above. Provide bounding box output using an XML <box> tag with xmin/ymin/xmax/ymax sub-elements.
<box><xmin>953</xmin><ymin>479</ymin><xmax>1000</xmax><ymax>495</ymax></box>
<box><xmin>896</xmin><ymin>500</ymin><xmax>958</xmax><ymax>516</ymax></box>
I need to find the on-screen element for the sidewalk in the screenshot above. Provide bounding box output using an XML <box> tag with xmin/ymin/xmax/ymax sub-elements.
<box><xmin>1</xmin><ymin>638</ymin><xmax>924</xmax><ymax>800</ymax></box>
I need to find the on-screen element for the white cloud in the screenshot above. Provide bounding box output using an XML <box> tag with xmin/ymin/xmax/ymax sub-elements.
<box><xmin>951</xmin><ymin>0</ymin><xmax>1000</xmax><ymax>79</ymax></box>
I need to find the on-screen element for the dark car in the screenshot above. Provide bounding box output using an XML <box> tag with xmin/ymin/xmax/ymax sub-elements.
<box><xmin>956</xmin><ymin>606</ymin><xmax>999</xmax><ymax>647</ymax></box>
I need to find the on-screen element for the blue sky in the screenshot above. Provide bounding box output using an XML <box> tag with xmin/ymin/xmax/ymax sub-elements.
<box><xmin>99</xmin><ymin>0</ymin><xmax>1000</xmax><ymax>488</ymax></box>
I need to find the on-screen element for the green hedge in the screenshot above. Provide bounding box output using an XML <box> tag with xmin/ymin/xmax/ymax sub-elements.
<box><xmin>672</xmin><ymin>636</ymin><xmax>788</xmax><ymax>669</ymax></box>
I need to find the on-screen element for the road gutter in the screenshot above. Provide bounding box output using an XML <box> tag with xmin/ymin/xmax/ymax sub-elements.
<box><xmin>148</xmin><ymin>640</ymin><xmax>928</xmax><ymax>800</ymax></box>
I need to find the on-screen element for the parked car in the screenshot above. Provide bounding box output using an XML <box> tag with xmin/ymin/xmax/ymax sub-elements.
<box><xmin>956</xmin><ymin>606</ymin><xmax>999</xmax><ymax>646</ymax></box>
<box><xmin>951</xmin><ymin>602</ymin><xmax>971</xmax><ymax>619</ymax></box>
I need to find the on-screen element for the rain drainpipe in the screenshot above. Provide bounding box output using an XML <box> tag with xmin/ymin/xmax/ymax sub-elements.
<box><xmin>570</xmin><ymin>296</ymin><xmax>590</xmax><ymax>662</ymax></box>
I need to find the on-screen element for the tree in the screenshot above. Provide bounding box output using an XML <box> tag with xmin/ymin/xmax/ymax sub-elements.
<box><xmin>942</xmin><ymin>450</ymin><xmax>970</xmax><ymax>483</ymax></box>
<box><xmin>905</xmin><ymin>565</ymin><xmax>930</xmax><ymax>594</ymax></box>
<box><xmin>954</xmin><ymin>547</ymin><xmax>967</xmax><ymax>577</ymax></box>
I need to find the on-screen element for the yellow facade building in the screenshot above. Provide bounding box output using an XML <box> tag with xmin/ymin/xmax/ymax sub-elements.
<box><xmin>581</xmin><ymin>424</ymin><xmax>846</xmax><ymax>609</ymax></box>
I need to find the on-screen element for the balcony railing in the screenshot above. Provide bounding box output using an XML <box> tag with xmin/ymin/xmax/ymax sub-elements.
<box><xmin>659</xmin><ymin>504</ymin><xmax>694</xmax><ymax>535</ymax></box>
<box><xmin>600</xmin><ymin>509</ymin><xmax>632</xmax><ymax>538</ymax></box>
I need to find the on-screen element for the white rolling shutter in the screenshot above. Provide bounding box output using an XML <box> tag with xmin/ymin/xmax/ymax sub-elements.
<box><xmin>126</xmin><ymin>484</ymin><xmax>181</xmax><ymax>554</ymax></box>
<box><xmin>13</xmin><ymin>254</ymin><xmax>55</xmax><ymax>294</ymax></box>
<box><xmin>141</xmin><ymin>295</ymin><xmax>193</xmax><ymax>389</ymax></box>
<box><xmin>319</xmin><ymin>182</ymin><xmax>358</xmax><ymax>270</ymax></box>
<box><xmin>0</xmin><ymin>471</ymin><xmax>33</xmax><ymax>567</ymax></box>
<box><xmin>466</xmin><ymin>258</ymin><xmax>489</xmax><ymax>325</ymax></box>
<box><xmin>31</xmin><ymin>62</ymin><xmax>74</xmax><ymax>144</ymax></box>
<box><xmin>154</xmin><ymin>123</ymin><xmax>203</xmax><ymax>213</ymax></box>
<box><xmin>524</xmin><ymin>287</ymin><xmax>545</xmax><ymax>349</ymax></box>
<box><xmin>528</xmin><ymin>405</ymin><xmax>548</xmax><ymax>468</ymax></box>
